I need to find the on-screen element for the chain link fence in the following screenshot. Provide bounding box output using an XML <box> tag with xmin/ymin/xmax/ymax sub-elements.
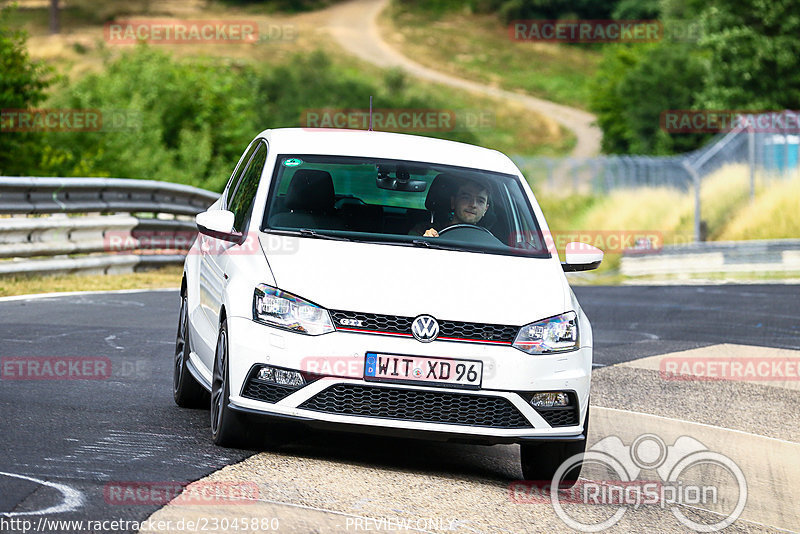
<box><xmin>513</xmin><ymin>110</ymin><xmax>799</xmax><ymax>241</ymax></box>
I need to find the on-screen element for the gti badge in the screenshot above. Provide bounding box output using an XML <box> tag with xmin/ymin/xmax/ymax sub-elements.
<box><xmin>411</xmin><ymin>315</ymin><xmax>439</xmax><ymax>342</ymax></box>
<box><xmin>339</xmin><ymin>318</ymin><xmax>363</xmax><ymax>327</ymax></box>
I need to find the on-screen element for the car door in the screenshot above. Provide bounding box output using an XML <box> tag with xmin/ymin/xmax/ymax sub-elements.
<box><xmin>197</xmin><ymin>141</ymin><xmax>269</xmax><ymax>369</ymax></box>
<box><xmin>196</xmin><ymin>141</ymin><xmax>259</xmax><ymax>357</ymax></box>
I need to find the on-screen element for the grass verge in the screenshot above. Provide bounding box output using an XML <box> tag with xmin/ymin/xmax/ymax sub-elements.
<box><xmin>0</xmin><ymin>265</ymin><xmax>182</xmax><ymax>297</ymax></box>
<box><xmin>535</xmin><ymin>165</ymin><xmax>800</xmax><ymax>282</ymax></box>
<box><xmin>380</xmin><ymin>1</ymin><xmax>600</xmax><ymax>109</ymax></box>
<box><xmin>537</xmin><ymin>165</ymin><xmax>797</xmax><ymax>245</ymax></box>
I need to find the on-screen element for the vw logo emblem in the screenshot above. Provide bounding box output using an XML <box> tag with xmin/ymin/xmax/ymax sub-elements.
<box><xmin>411</xmin><ymin>315</ymin><xmax>439</xmax><ymax>343</ymax></box>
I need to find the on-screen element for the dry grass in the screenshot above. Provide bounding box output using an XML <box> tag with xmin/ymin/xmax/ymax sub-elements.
<box><xmin>555</xmin><ymin>164</ymin><xmax>776</xmax><ymax>245</ymax></box>
<box><xmin>19</xmin><ymin>5</ymin><xmax>342</xmax><ymax>82</ymax></box>
<box><xmin>379</xmin><ymin>4</ymin><xmax>601</xmax><ymax>108</ymax></box>
<box><xmin>718</xmin><ymin>170</ymin><xmax>800</xmax><ymax>240</ymax></box>
<box><xmin>0</xmin><ymin>265</ymin><xmax>182</xmax><ymax>297</ymax></box>
<box><xmin>536</xmin><ymin>164</ymin><xmax>797</xmax><ymax>276</ymax></box>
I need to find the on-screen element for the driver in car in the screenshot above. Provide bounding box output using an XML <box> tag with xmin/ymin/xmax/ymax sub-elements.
<box><xmin>411</xmin><ymin>179</ymin><xmax>490</xmax><ymax>237</ymax></box>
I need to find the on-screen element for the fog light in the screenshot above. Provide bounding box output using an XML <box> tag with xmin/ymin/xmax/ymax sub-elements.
<box><xmin>256</xmin><ymin>366</ymin><xmax>305</xmax><ymax>387</ymax></box>
<box><xmin>530</xmin><ymin>392</ymin><xmax>570</xmax><ymax>408</ymax></box>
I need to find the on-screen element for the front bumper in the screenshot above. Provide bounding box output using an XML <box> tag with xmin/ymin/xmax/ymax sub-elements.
<box><xmin>226</xmin><ymin>316</ymin><xmax>591</xmax><ymax>444</ymax></box>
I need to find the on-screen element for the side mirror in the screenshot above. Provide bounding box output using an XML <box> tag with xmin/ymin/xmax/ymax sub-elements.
<box><xmin>561</xmin><ymin>242</ymin><xmax>603</xmax><ymax>272</ymax></box>
<box><xmin>195</xmin><ymin>210</ymin><xmax>242</xmax><ymax>243</ymax></box>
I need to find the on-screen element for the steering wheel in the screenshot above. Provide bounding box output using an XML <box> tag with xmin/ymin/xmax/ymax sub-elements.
<box><xmin>437</xmin><ymin>223</ymin><xmax>494</xmax><ymax>237</ymax></box>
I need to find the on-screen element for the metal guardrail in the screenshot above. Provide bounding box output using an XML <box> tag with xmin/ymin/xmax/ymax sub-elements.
<box><xmin>0</xmin><ymin>177</ymin><xmax>219</xmax><ymax>276</ymax></box>
<box><xmin>620</xmin><ymin>239</ymin><xmax>800</xmax><ymax>277</ymax></box>
<box><xmin>0</xmin><ymin>176</ymin><xmax>218</xmax><ymax>215</ymax></box>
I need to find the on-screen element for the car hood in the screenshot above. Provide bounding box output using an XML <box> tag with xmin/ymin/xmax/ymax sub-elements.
<box><xmin>260</xmin><ymin>234</ymin><xmax>569</xmax><ymax>326</ymax></box>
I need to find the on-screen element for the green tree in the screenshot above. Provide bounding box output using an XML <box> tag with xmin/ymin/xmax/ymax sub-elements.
<box><xmin>402</xmin><ymin>0</ymin><xmax>621</xmax><ymax>21</ymax></box>
<box><xmin>612</xmin><ymin>0</ymin><xmax>659</xmax><ymax>19</ymax></box>
<box><xmin>697</xmin><ymin>0</ymin><xmax>800</xmax><ymax>109</ymax></box>
<box><xmin>43</xmin><ymin>46</ymin><xmax>260</xmax><ymax>189</ymax></box>
<box><xmin>589</xmin><ymin>42</ymin><xmax>708</xmax><ymax>154</ymax></box>
<box><xmin>0</xmin><ymin>5</ymin><xmax>52</xmax><ymax>175</ymax></box>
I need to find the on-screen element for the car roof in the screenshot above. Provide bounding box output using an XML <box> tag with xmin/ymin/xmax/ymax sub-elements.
<box><xmin>258</xmin><ymin>128</ymin><xmax>520</xmax><ymax>175</ymax></box>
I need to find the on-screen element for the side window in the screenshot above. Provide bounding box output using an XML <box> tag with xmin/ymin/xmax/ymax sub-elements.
<box><xmin>228</xmin><ymin>143</ymin><xmax>268</xmax><ymax>232</ymax></box>
<box><xmin>224</xmin><ymin>141</ymin><xmax>259</xmax><ymax>208</ymax></box>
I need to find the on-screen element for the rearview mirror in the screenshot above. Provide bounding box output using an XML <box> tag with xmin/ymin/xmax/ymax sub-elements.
<box><xmin>561</xmin><ymin>242</ymin><xmax>603</xmax><ymax>272</ymax></box>
<box><xmin>195</xmin><ymin>210</ymin><xmax>242</xmax><ymax>243</ymax></box>
<box><xmin>376</xmin><ymin>176</ymin><xmax>427</xmax><ymax>192</ymax></box>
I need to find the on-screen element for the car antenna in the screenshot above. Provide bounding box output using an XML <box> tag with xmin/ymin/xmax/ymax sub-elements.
<box><xmin>368</xmin><ymin>96</ymin><xmax>373</xmax><ymax>131</ymax></box>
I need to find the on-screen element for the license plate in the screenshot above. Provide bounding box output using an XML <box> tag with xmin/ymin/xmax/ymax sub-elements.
<box><xmin>364</xmin><ymin>352</ymin><xmax>482</xmax><ymax>388</ymax></box>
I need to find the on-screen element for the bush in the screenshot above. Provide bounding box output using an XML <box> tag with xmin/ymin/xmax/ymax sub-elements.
<box><xmin>40</xmin><ymin>47</ymin><xmax>482</xmax><ymax>190</ymax></box>
<box><xmin>42</xmin><ymin>47</ymin><xmax>260</xmax><ymax>190</ymax></box>
<box><xmin>400</xmin><ymin>0</ymin><xmax>620</xmax><ymax>21</ymax></box>
<box><xmin>215</xmin><ymin>0</ymin><xmax>346</xmax><ymax>13</ymax></box>
<box><xmin>589</xmin><ymin>42</ymin><xmax>709</xmax><ymax>155</ymax></box>
<box><xmin>0</xmin><ymin>5</ymin><xmax>53</xmax><ymax>175</ymax></box>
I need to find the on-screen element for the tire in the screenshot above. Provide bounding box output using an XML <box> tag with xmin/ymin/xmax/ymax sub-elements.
<box><xmin>211</xmin><ymin>319</ymin><xmax>261</xmax><ymax>448</ymax></box>
<box><xmin>210</xmin><ymin>319</ymin><xmax>287</xmax><ymax>450</ymax></box>
<box><xmin>520</xmin><ymin>406</ymin><xmax>590</xmax><ymax>488</ymax></box>
<box><xmin>173</xmin><ymin>291</ymin><xmax>207</xmax><ymax>408</ymax></box>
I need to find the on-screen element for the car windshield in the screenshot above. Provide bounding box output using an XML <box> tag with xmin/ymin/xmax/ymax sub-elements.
<box><xmin>262</xmin><ymin>154</ymin><xmax>550</xmax><ymax>257</ymax></box>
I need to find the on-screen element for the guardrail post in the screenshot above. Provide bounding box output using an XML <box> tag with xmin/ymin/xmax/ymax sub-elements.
<box><xmin>748</xmin><ymin>121</ymin><xmax>756</xmax><ymax>200</ymax></box>
<box><xmin>682</xmin><ymin>160</ymin><xmax>702</xmax><ymax>243</ymax></box>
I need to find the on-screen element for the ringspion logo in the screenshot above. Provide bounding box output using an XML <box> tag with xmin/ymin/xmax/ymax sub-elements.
<box><xmin>511</xmin><ymin>434</ymin><xmax>747</xmax><ymax>532</ymax></box>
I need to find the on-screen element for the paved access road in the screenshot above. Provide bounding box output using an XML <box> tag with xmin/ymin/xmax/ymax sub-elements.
<box><xmin>1</xmin><ymin>285</ymin><xmax>797</xmax><ymax>532</ymax></box>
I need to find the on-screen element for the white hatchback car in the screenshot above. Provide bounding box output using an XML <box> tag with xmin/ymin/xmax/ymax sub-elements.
<box><xmin>174</xmin><ymin>128</ymin><xmax>602</xmax><ymax>483</ymax></box>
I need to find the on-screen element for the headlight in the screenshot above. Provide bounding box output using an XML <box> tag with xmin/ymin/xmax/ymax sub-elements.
<box><xmin>513</xmin><ymin>311</ymin><xmax>579</xmax><ymax>354</ymax></box>
<box><xmin>253</xmin><ymin>284</ymin><xmax>334</xmax><ymax>335</ymax></box>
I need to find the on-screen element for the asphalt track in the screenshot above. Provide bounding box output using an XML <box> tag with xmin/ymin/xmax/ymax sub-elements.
<box><xmin>0</xmin><ymin>285</ymin><xmax>798</xmax><ymax>533</ymax></box>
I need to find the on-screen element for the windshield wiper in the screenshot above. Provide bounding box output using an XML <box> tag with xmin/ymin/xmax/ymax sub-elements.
<box><xmin>411</xmin><ymin>239</ymin><xmax>484</xmax><ymax>253</ymax></box>
<box><xmin>296</xmin><ymin>229</ymin><xmax>352</xmax><ymax>241</ymax></box>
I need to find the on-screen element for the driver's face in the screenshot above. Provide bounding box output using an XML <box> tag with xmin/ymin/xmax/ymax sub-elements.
<box><xmin>451</xmin><ymin>183</ymin><xmax>489</xmax><ymax>225</ymax></box>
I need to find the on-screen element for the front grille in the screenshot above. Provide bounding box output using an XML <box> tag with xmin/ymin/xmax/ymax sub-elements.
<box><xmin>299</xmin><ymin>384</ymin><xmax>531</xmax><ymax>428</ymax></box>
<box><xmin>330</xmin><ymin>310</ymin><xmax>518</xmax><ymax>344</ymax></box>
<box><xmin>242</xmin><ymin>379</ymin><xmax>298</xmax><ymax>404</ymax></box>
<box><xmin>534</xmin><ymin>406</ymin><xmax>579</xmax><ymax>427</ymax></box>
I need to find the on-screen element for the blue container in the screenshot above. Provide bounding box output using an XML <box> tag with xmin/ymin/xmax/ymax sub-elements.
<box><xmin>764</xmin><ymin>134</ymin><xmax>799</xmax><ymax>171</ymax></box>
